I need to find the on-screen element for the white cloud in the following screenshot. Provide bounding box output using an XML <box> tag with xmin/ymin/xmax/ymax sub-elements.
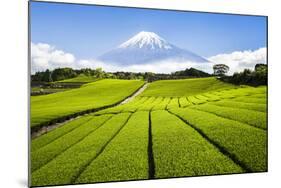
<box><xmin>208</xmin><ymin>47</ymin><xmax>267</xmax><ymax>74</ymax></box>
<box><xmin>74</xmin><ymin>59</ymin><xmax>214</xmax><ymax>74</ymax></box>
<box><xmin>31</xmin><ymin>43</ymin><xmax>75</xmax><ymax>73</ymax></box>
<box><xmin>31</xmin><ymin>42</ymin><xmax>266</xmax><ymax>75</ymax></box>
<box><xmin>31</xmin><ymin>42</ymin><xmax>213</xmax><ymax>74</ymax></box>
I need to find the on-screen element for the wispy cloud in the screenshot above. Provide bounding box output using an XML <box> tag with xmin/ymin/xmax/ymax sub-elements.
<box><xmin>31</xmin><ymin>42</ymin><xmax>266</xmax><ymax>74</ymax></box>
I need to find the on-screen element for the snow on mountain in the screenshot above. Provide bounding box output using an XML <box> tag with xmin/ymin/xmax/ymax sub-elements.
<box><xmin>99</xmin><ymin>31</ymin><xmax>209</xmax><ymax>65</ymax></box>
<box><xmin>118</xmin><ymin>31</ymin><xmax>172</xmax><ymax>50</ymax></box>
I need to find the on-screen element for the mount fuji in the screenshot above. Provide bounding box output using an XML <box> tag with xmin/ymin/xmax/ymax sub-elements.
<box><xmin>99</xmin><ymin>31</ymin><xmax>209</xmax><ymax>65</ymax></box>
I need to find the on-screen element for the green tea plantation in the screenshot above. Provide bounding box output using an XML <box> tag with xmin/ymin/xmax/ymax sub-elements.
<box><xmin>31</xmin><ymin>77</ymin><xmax>267</xmax><ymax>186</ymax></box>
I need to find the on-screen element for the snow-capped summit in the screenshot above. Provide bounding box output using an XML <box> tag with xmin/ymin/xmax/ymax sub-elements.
<box><xmin>118</xmin><ymin>31</ymin><xmax>172</xmax><ymax>50</ymax></box>
<box><xmin>99</xmin><ymin>31</ymin><xmax>209</xmax><ymax>65</ymax></box>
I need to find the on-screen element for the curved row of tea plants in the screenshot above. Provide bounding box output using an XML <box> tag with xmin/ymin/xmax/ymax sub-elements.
<box><xmin>31</xmin><ymin>113</ymin><xmax>132</xmax><ymax>186</ymax></box>
<box><xmin>169</xmin><ymin>107</ymin><xmax>267</xmax><ymax>172</ymax></box>
<box><xmin>31</xmin><ymin>79</ymin><xmax>145</xmax><ymax>129</ymax></box>
<box><xmin>31</xmin><ymin>114</ymin><xmax>112</xmax><ymax>172</ymax></box>
<box><xmin>76</xmin><ymin>111</ymin><xmax>150</xmax><ymax>183</ymax></box>
<box><xmin>151</xmin><ymin>110</ymin><xmax>243</xmax><ymax>178</ymax></box>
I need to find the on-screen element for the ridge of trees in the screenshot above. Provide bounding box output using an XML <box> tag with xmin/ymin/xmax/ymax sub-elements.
<box><xmin>219</xmin><ymin>64</ymin><xmax>267</xmax><ymax>86</ymax></box>
<box><xmin>31</xmin><ymin>67</ymin><xmax>211</xmax><ymax>83</ymax></box>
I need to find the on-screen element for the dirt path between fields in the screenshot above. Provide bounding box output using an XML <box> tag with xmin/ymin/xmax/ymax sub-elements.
<box><xmin>32</xmin><ymin>82</ymin><xmax>149</xmax><ymax>139</ymax></box>
<box><xmin>119</xmin><ymin>83</ymin><xmax>149</xmax><ymax>105</ymax></box>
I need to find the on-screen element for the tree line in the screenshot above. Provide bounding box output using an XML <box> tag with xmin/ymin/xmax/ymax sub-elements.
<box><xmin>217</xmin><ymin>64</ymin><xmax>267</xmax><ymax>86</ymax></box>
<box><xmin>31</xmin><ymin>67</ymin><xmax>211</xmax><ymax>83</ymax></box>
<box><xmin>31</xmin><ymin>63</ymin><xmax>267</xmax><ymax>86</ymax></box>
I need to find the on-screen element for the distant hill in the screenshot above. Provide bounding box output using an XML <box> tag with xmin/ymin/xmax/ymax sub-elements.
<box><xmin>172</xmin><ymin>67</ymin><xmax>211</xmax><ymax>77</ymax></box>
<box><xmin>56</xmin><ymin>74</ymin><xmax>99</xmax><ymax>83</ymax></box>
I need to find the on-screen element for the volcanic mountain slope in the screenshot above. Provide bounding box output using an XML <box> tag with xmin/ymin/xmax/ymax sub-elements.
<box><xmin>99</xmin><ymin>31</ymin><xmax>209</xmax><ymax>65</ymax></box>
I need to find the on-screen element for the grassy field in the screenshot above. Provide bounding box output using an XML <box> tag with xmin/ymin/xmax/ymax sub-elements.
<box><xmin>56</xmin><ymin>74</ymin><xmax>100</xmax><ymax>83</ymax></box>
<box><xmin>141</xmin><ymin>77</ymin><xmax>237</xmax><ymax>97</ymax></box>
<box><xmin>31</xmin><ymin>74</ymin><xmax>100</xmax><ymax>96</ymax></box>
<box><xmin>31</xmin><ymin>77</ymin><xmax>267</xmax><ymax>186</ymax></box>
<box><xmin>31</xmin><ymin>79</ymin><xmax>144</xmax><ymax>129</ymax></box>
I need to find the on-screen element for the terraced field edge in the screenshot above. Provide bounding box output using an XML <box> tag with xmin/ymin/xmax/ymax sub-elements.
<box><xmin>31</xmin><ymin>82</ymin><xmax>146</xmax><ymax>134</ymax></box>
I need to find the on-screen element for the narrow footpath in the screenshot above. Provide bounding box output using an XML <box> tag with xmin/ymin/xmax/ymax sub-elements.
<box><xmin>120</xmin><ymin>83</ymin><xmax>149</xmax><ymax>105</ymax></box>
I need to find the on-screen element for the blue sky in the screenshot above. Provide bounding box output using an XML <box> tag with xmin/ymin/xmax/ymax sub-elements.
<box><xmin>30</xmin><ymin>1</ymin><xmax>267</xmax><ymax>59</ymax></box>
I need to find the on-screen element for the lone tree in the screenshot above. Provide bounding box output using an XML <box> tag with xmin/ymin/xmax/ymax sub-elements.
<box><xmin>213</xmin><ymin>64</ymin><xmax>229</xmax><ymax>76</ymax></box>
<box><xmin>94</xmin><ymin>67</ymin><xmax>105</xmax><ymax>78</ymax></box>
<box><xmin>255</xmin><ymin>64</ymin><xmax>267</xmax><ymax>72</ymax></box>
